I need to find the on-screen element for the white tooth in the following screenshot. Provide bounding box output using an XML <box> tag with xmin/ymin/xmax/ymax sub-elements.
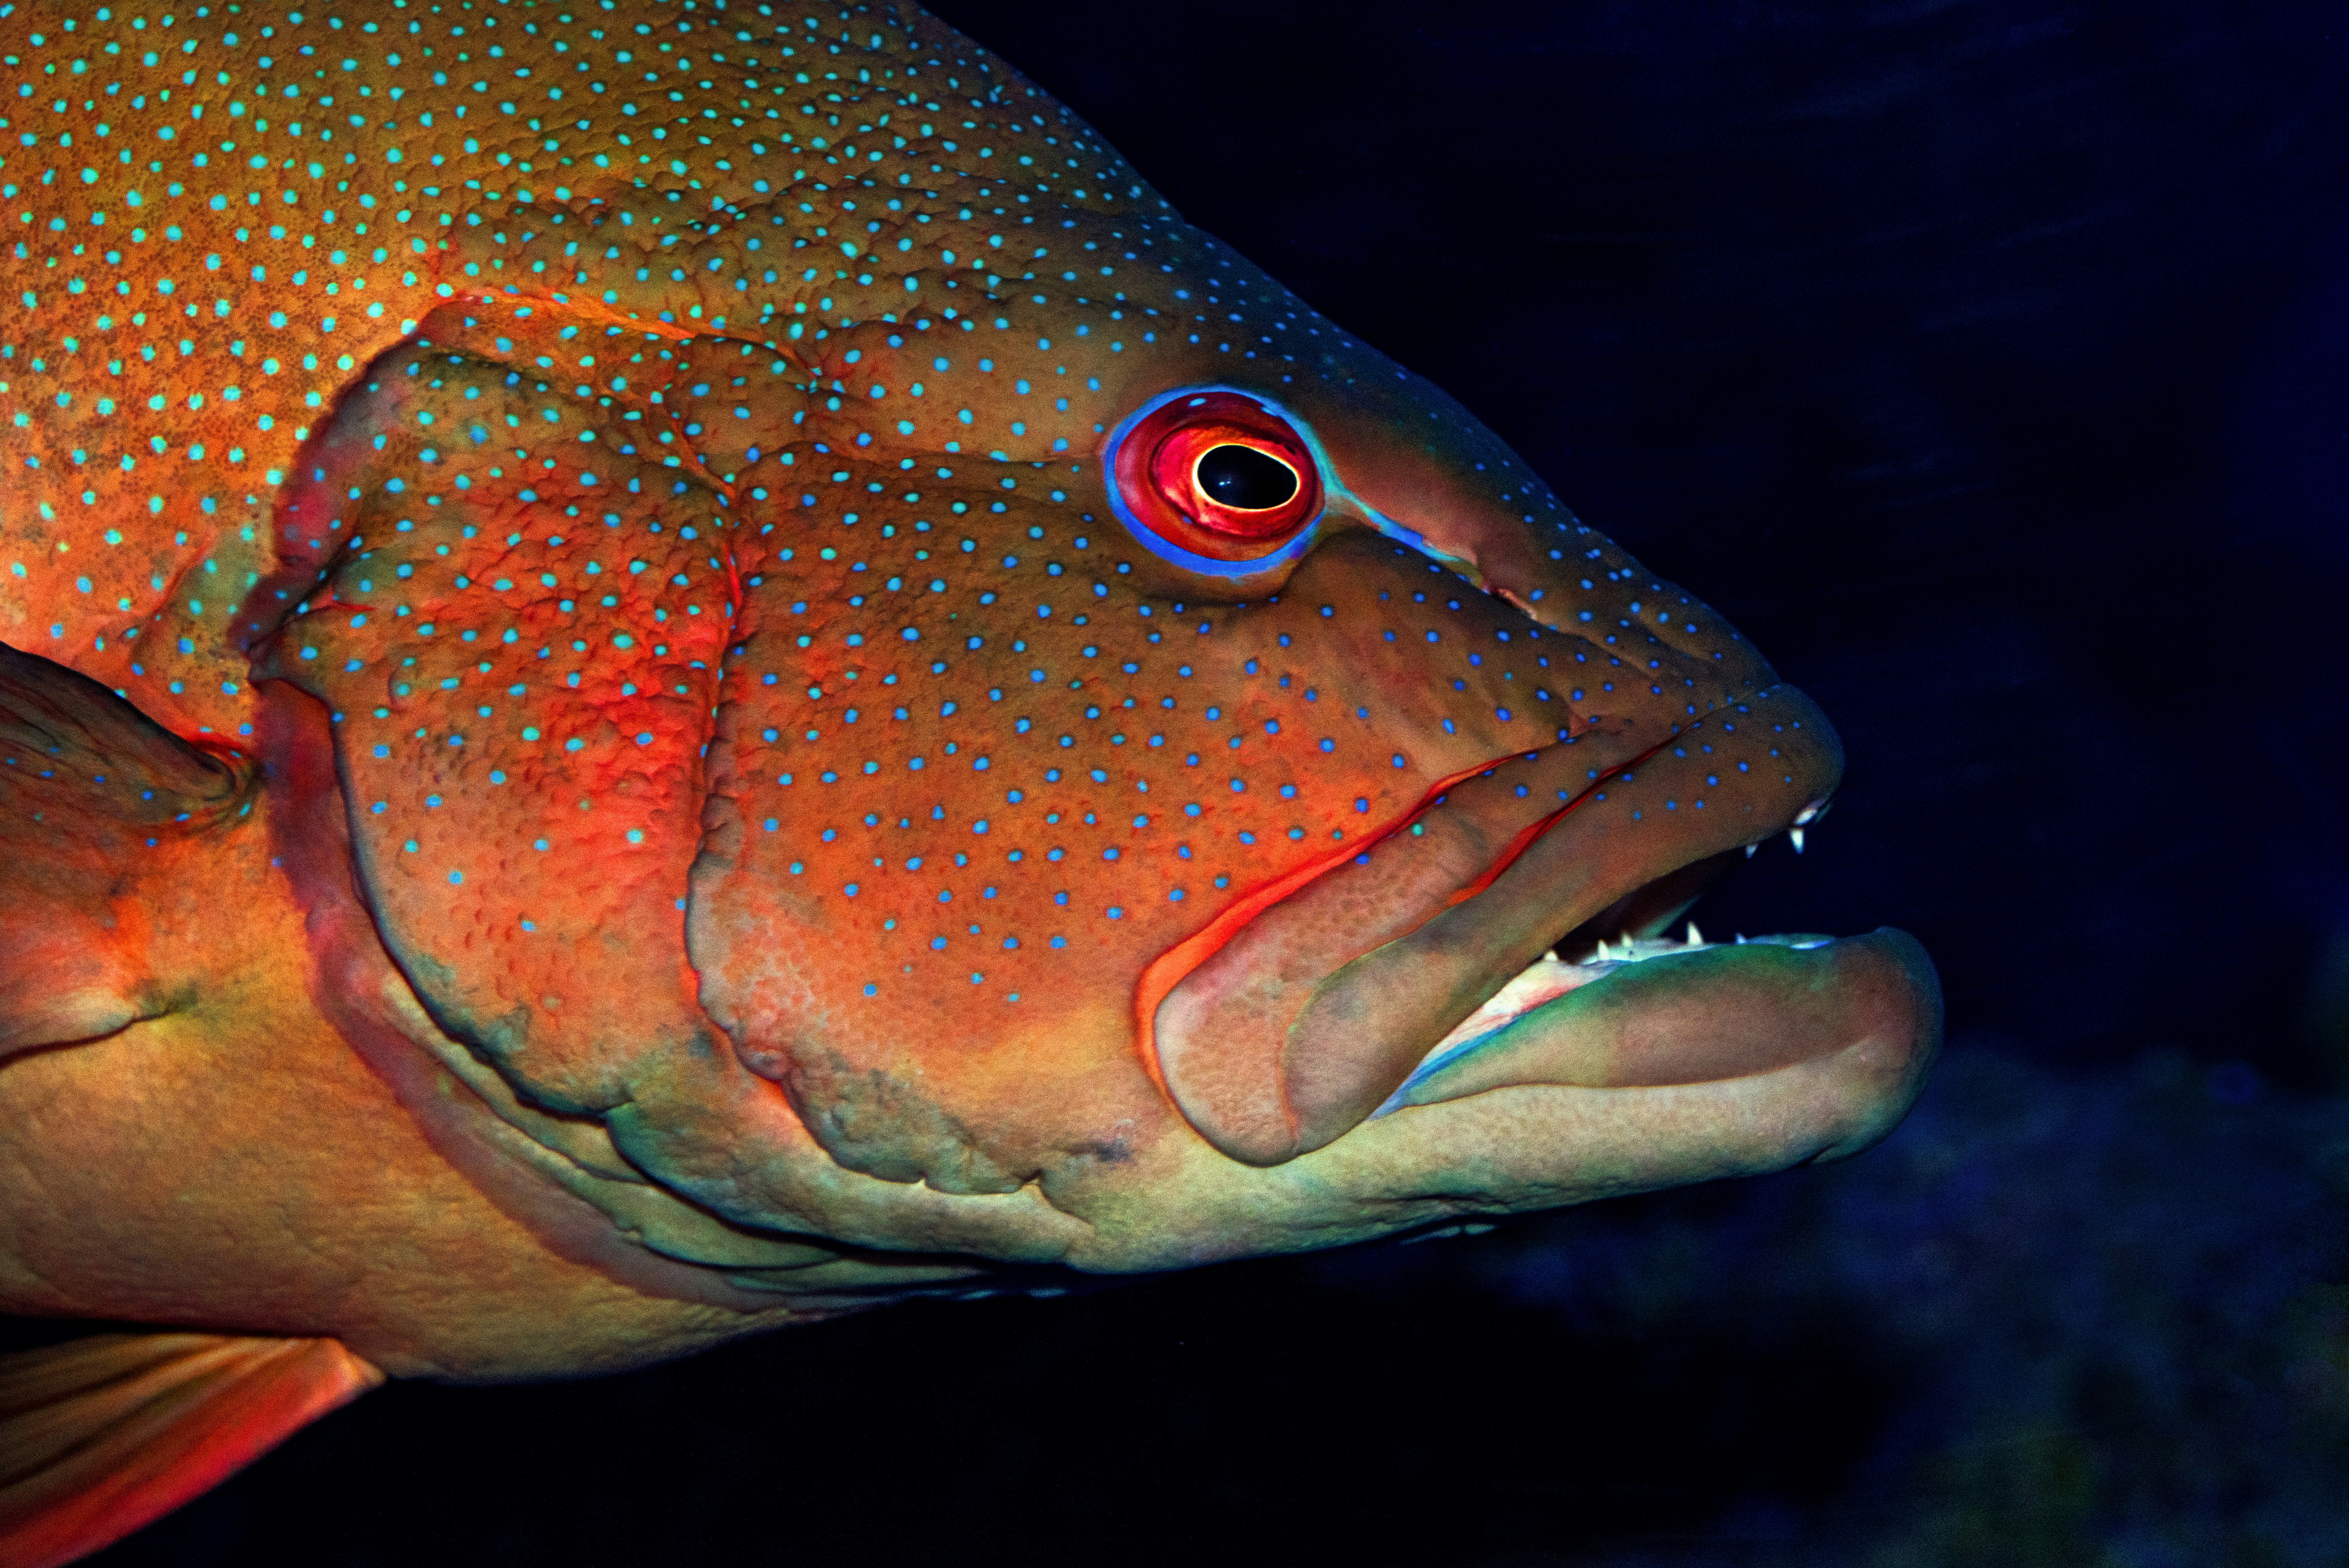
<box><xmin>1736</xmin><ymin>933</ymin><xmax>1748</xmax><ymax>943</ymax></box>
<box><xmin>1790</xmin><ymin>827</ymin><xmax>1805</xmax><ymax>854</ymax></box>
<box><xmin>1595</xmin><ymin>936</ymin><xmax>1610</xmax><ymax>962</ymax></box>
<box><xmin>1745</xmin><ymin>843</ymin><xmax>1758</xmax><ymax>858</ymax></box>
<box><xmin>1685</xmin><ymin>921</ymin><xmax>1703</xmax><ymax>947</ymax></box>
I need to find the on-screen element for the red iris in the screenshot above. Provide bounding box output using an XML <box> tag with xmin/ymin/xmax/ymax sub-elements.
<box><xmin>1112</xmin><ymin>391</ymin><xmax>1324</xmax><ymax>563</ymax></box>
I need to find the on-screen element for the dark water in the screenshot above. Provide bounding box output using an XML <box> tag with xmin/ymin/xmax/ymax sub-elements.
<box><xmin>89</xmin><ymin>1</ymin><xmax>2349</xmax><ymax>1563</ymax></box>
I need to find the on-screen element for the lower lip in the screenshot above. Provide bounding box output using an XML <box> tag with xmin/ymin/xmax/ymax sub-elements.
<box><xmin>1374</xmin><ymin>927</ymin><xmax>1941</xmax><ymax>1114</ymax></box>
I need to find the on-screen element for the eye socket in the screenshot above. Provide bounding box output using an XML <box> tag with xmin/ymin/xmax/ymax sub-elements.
<box><xmin>1195</xmin><ymin>444</ymin><xmax>1300</xmax><ymax>511</ymax></box>
<box><xmin>1106</xmin><ymin>388</ymin><xmax>1326</xmax><ymax>570</ymax></box>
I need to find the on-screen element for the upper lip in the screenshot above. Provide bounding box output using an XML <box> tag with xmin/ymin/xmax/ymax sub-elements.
<box><xmin>1143</xmin><ymin>681</ymin><xmax>1846</xmax><ymax>1166</ymax></box>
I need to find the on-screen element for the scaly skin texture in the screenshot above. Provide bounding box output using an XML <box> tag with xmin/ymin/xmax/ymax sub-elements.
<box><xmin>0</xmin><ymin>746</ymin><xmax>792</xmax><ymax>1380</ymax></box>
<box><xmin>0</xmin><ymin>0</ymin><xmax>1936</xmax><ymax>1369</ymax></box>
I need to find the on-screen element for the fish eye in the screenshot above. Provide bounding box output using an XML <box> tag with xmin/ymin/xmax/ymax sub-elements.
<box><xmin>1194</xmin><ymin>444</ymin><xmax>1300</xmax><ymax>511</ymax></box>
<box><xmin>1103</xmin><ymin>387</ymin><xmax>1326</xmax><ymax>576</ymax></box>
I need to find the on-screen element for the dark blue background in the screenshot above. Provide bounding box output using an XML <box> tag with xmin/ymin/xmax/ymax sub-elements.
<box><xmin>88</xmin><ymin>1</ymin><xmax>2349</xmax><ymax>1562</ymax></box>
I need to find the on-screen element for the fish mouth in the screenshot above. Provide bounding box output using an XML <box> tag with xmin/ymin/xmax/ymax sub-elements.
<box><xmin>1143</xmin><ymin>681</ymin><xmax>1941</xmax><ymax>1167</ymax></box>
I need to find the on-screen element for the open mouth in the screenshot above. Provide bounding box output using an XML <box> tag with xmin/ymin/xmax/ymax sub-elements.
<box><xmin>1142</xmin><ymin>682</ymin><xmax>1941</xmax><ymax>1167</ymax></box>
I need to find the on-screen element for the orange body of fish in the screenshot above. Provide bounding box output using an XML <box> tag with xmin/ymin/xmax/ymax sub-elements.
<box><xmin>0</xmin><ymin>1</ymin><xmax>1941</xmax><ymax>1561</ymax></box>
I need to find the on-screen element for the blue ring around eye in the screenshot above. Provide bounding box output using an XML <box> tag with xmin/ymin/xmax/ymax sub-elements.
<box><xmin>1101</xmin><ymin>385</ymin><xmax>1329</xmax><ymax>579</ymax></box>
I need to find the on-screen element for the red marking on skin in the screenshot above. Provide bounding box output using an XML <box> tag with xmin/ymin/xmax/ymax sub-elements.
<box><xmin>1438</xmin><ymin>724</ymin><xmax>1698</xmax><ymax>910</ymax></box>
<box><xmin>1131</xmin><ymin>727</ymin><xmax>1689</xmax><ymax>1094</ymax></box>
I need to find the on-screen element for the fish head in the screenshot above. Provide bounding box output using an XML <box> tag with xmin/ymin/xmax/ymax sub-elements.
<box><xmin>667</xmin><ymin>219</ymin><xmax>1936</xmax><ymax>1267</ymax></box>
<box><xmin>224</xmin><ymin>7</ymin><xmax>1938</xmax><ymax>1279</ymax></box>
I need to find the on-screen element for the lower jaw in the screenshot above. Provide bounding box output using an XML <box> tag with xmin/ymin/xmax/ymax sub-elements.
<box><xmin>1374</xmin><ymin>926</ymin><xmax>1940</xmax><ymax>1115</ymax></box>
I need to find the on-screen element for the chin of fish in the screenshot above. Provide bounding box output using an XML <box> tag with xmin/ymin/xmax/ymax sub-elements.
<box><xmin>0</xmin><ymin>0</ymin><xmax>1939</xmax><ymax>1558</ymax></box>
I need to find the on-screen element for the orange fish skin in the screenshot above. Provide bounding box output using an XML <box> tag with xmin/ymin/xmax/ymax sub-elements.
<box><xmin>0</xmin><ymin>871</ymin><xmax>794</xmax><ymax>1382</ymax></box>
<box><xmin>0</xmin><ymin>698</ymin><xmax>806</xmax><ymax>1381</ymax></box>
<box><xmin>0</xmin><ymin>0</ymin><xmax>1937</xmax><ymax>1357</ymax></box>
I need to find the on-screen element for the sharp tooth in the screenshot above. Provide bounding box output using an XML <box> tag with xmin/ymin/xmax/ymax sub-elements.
<box><xmin>1685</xmin><ymin>921</ymin><xmax>1703</xmax><ymax>947</ymax></box>
<box><xmin>1745</xmin><ymin>843</ymin><xmax>1758</xmax><ymax>858</ymax></box>
<box><xmin>1736</xmin><ymin>933</ymin><xmax>1748</xmax><ymax>943</ymax></box>
<box><xmin>1594</xmin><ymin>936</ymin><xmax>1610</xmax><ymax>962</ymax></box>
<box><xmin>1790</xmin><ymin>827</ymin><xmax>1805</xmax><ymax>854</ymax></box>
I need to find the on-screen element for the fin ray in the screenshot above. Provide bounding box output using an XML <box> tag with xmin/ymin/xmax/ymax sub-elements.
<box><xmin>0</xmin><ymin>1331</ymin><xmax>381</xmax><ymax>1568</ymax></box>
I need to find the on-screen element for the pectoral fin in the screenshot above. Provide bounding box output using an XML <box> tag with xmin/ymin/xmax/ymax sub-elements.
<box><xmin>0</xmin><ymin>640</ymin><xmax>253</xmax><ymax>1060</ymax></box>
<box><xmin>0</xmin><ymin>1332</ymin><xmax>383</xmax><ymax>1568</ymax></box>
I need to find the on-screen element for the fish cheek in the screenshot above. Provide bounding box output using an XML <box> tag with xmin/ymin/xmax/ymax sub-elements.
<box><xmin>680</xmin><ymin>458</ymin><xmax>1432</xmax><ymax>1177</ymax></box>
<box><xmin>670</xmin><ymin>461</ymin><xmax>1620</xmax><ymax>1186</ymax></box>
<box><xmin>677</xmin><ymin>481</ymin><xmax>1176</xmax><ymax>1181</ymax></box>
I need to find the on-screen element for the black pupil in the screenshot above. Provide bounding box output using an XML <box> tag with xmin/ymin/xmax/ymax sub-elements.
<box><xmin>1196</xmin><ymin>443</ymin><xmax>1299</xmax><ymax>510</ymax></box>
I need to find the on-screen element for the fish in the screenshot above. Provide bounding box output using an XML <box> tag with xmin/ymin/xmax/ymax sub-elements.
<box><xmin>0</xmin><ymin>0</ymin><xmax>1941</xmax><ymax>1560</ymax></box>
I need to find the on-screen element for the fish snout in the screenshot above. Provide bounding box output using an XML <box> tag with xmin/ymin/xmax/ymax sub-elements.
<box><xmin>1275</xmin><ymin>371</ymin><xmax>1785</xmax><ymax>703</ymax></box>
